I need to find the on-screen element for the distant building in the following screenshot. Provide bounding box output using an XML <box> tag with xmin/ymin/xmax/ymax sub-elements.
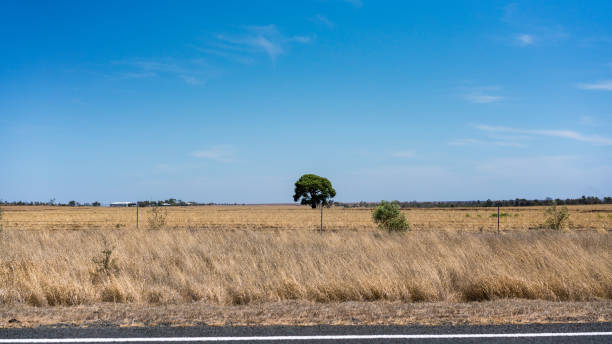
<box><xmin>110</xmin><ymin>202</ymin><xmax>136</xmax><ymax>207</ymax></box>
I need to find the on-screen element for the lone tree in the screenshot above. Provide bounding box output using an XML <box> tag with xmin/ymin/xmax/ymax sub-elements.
<box><xmin>293</xmin><ymin>174</ymin><xmax>336</xmax><ymax>232</ymax></box>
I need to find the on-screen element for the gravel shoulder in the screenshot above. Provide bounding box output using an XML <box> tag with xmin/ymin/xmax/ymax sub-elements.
<box><xmin>1</xmin><ymin>300</ymin><xmax>610</xmax><ymax>328</ymax></box>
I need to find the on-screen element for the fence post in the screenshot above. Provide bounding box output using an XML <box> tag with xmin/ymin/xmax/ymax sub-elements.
<box><xmin>320</xmin><ymin>204</ymin><xmax>323</xmax><ymax>233</ymax></box>
<box><xmin>496</xmin><ymin>201</ymin><xmax>501</xmax><ymax>234</ymax></box>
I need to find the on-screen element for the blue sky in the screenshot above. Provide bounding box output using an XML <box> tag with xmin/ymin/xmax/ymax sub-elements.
<box><xmin>1</xmin><ymin>1</ymin><xmax>611</xmax><ymax>204</ymax></box>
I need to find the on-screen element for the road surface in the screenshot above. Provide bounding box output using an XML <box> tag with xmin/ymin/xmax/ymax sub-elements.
<box><xmin>1</xmin><ymin>323</ymin><xmax>611</xmax><ymax>343</ymax></box>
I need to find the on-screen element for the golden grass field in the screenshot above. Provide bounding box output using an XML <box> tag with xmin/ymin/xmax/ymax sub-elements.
<box><xmin>2</xmin><ymin>204</ymin><xmax>612</xmax><ymax>231</ymax></box>
<box><xmin>0</xmin><ymin>205</ymin><xmax>610</xmax><ymax>326</ymax></box>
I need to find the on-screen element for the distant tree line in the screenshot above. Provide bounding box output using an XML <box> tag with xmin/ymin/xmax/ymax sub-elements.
<box><xmin>0</xmin><ymin>198</ymin><xmax>246</xmax><ymax>207</ymax></box>
<box><xmin>1</xmin><ymin>195</ymin><xmax>610</xmax><ymax>208</ymax></box>
<box><xmin>336</xmin><ymin>196</ymin><xmax>612</xmax><ymax>208</ymax></box>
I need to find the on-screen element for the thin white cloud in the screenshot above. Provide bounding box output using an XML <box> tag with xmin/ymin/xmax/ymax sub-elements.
<box><xmin>112</xmin><ymin>59</ymin><xmax>209</xmax><ymax>85</ymax></box>
<box><xmin>515</xmin><ymin>34</ymin><xmax>535</xmax><ymax>46</ymax></box>
<box><xmin>462</xmin><ymin>85</ymin><xmax>505</xmax><ymax>104</ymax></box>
<box><xmin>476</xmin><ymin>125</ymin><xmax>612</xmax><ymax>146</ymax></box>
<box><xmin>464</xmin><ymin>93</ymin><xmax>505</xmax><ymax>104</ymax></box>
<box><xmin>577</xmin><ymin>81</ymin><xmax>612</xmax><ymax>91</ymax></box>
<box><xmin>391</xmin><ymin>151</ymin><xmax>415</xmax><ymax>158</ymax></box>
<box><xmin>291</xmin><ymin>36</ymin><xmax>312</xmax><ymax>44</ymax></box>
<box><xmin>312</xmin><ymin>14</ymin><xmax>334</xmax><ymax>28</ymax></box>
<box><xmin>196</xmin><ymin>48</ymin><xmax>255</xmax><ymax>65</ymax></box>
<box><xmin>192</xmin><ymin>145</ymin><xmax>236</xmax><ymax>162</ymax></box>
<box><xmin>213</xmin><ymin>25</ymin><xmax>312</xmax><ymax>62</ymax></box>
<box><xmin>501</xmin><ymin>4</ymin><xmax>567</xmax><ymax>47</ymax></box>
<box><xmin>449</xmin><ymin>138</ymin><xmax>526</xmax><ymax>148</ymax></box>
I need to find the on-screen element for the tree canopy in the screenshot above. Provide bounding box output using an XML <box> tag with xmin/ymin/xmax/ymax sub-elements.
<box><xmin>293</xmin><ymin>174</ymin><xmax>336</xmax><ymax>209</ymax></box>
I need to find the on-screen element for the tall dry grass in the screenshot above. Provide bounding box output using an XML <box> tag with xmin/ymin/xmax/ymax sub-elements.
<box><xmin>2</xmin><ymin>204</ymin><xmax>612</xmax><ymax>232</ymax></box>
<box><xmin>0</xmin><ymin>229</ymin><xmax>610</xmax><ymax>307</ymax></box>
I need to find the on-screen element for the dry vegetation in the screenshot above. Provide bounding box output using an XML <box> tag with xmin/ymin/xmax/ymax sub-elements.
<box><xmin>0</xmin><ymin>229</ymin><xmax>610</xmax><ymax>307</ymax></box>
<box><xmin>3</xmin><ymin>300</ymin><xmax>610</xmax><ymax>327</ymax></box>
<box><xmin>2</xmin><ymin>204</ymin><xmax>612</xmax><ymax>232</ymax></box>
<box><xmin>0</xmin><ymin>205</ymin><xmax>610</xmax><ymax>326</ymax></box>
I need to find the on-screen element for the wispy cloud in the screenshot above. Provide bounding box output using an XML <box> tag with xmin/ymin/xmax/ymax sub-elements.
<box><xmin>577</xmin><ymin>81</ymin><xmax>612</xmax><ymax>91</ymax></box>
<box><xmin>211</xmin><ymin>24</ymin><xmax>313</xmax><ymax>62</ymax></box>
<box><xmin>449</xmin><ymin>138</ymin><xmax>526</xmax><ymax>148</ymax></box>
<box><xmin>196</xmin><ymin>48</ymin><xmax>255</xmax><ymax>65</ymax></box>
<box><xmin>312</xmin><ymin>14</ymin><xmax>334</xmax><ymax>28</ymax></box>
<box><xmin>501</xmin><ymin>3</ymin><xmax>567</xmax><ymax>47</ymax></box>
<box><xmin>476</xmin><ymin>125</ymin><xmax>612</xmax><ymax>146</ymax></box>
<box><xmin>464</xmin><ymin>94</ymin><xmax>505</xmax><ymax>104</ymax></box>
<box><xmin>112</xmin><ymin>58</ymin><xmax>210</xmax><ymax>85</ymax></box>
<box><xmin>463</xmin><ymin>86</ymin><xmax>505</xmax><ymax>104</ymax></box>
<box><xmin>391</xmin><ymin>150</ymin><xmax>415</xmax><ymax>158</ymax></box>
<box><xmin>192</xmin><ymin>145</ymin><xmax>236</xmax><ymax>162</ymax></box>
<box><xmin>515</xmin><ymin>33</ymin><xmax>535</xmax><ymax>46</ymax></box>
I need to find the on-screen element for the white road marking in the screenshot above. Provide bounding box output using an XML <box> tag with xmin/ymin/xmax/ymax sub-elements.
<box><xmin>1</xmin><ymin>332</ymin><xmax>611</xmax><ymax>342</ymax></box>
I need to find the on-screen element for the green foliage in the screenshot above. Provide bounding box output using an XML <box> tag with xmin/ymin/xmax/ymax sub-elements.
<box><xmin>148</xmin><ymin>205</ymin><xmax>168</xmax><ymax>230</ymax></box>
<box><xmin>490</xmin><ymin>212</ymin><xmax>510</xmax><ymax>218</ymax></box>
<box><xmin>543</xmin><ymin>204</ymin><xmax>570</xmax><ymax>230</ymax></box>
<box><xmin>372</xmin><ymin>200</ymin><xmax>410</xmax><ymax>232</ymax></box>
<box><xmin>293</xmin><ymin>174</ymin><xmax>336</xmax><ymax>208</ymax></box>
<box><xmin>91</xmin><ymin>237</ymin><xmax>119</xmax><ymax>284</ymax></box>
<box><xmin>465</xmin><ymin>213</ymin><xmax>470</xmax><ymax>218</ymax></box>
<box><xmin>92</xmin><ymin>201</ymin><xmax>101</xmax><ymax>207</ymax></box>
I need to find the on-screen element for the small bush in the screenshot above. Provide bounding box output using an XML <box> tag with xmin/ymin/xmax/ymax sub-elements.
<box><xmin>543</xmin><ymin>204</ymin><xmax>570</xmax><ymax>230</ymax></box>
<box><xmin>148</xmin><ymin>205</ymin><xmax>167</xmax><ymax>230</ymax></box>
<box><xmin>490</xmin><ymin>213</ymin><xmax>510</xmax><ymax>218</ymax></box>
<box><xmin>91</xmin><ymin>237</ymin><xmax>119</xmax><ymax>284</ymax></box>
<box><xmin>372</xmin><ymin>200</ymin><xmax>410</xmax><ymax>232</ymax></box>
<box><xmin>465</xmin><ymin>213</ymin><xmax>470</xmax><ymax>218</ymax></box>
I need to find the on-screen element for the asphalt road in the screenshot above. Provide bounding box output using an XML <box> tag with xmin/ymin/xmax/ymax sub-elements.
<box><xmin>1</xmin><ymin>323</ymin><xmax>611</xmax><ymax>343</ymax></box>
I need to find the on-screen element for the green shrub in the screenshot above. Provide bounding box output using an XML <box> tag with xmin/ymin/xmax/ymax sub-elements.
<box><xmin>91</xmin><ymin>237</ymin><xmax>119</xmax><ymax>284</ymax></box>
<box><xmin>490</xmin><ymin>212</ymin><xmax>510</xmax><ymax>218</ymax></box>
<box><xmin>543</xmin><ymin>204</ymin><xmax>570</xmax><ymax>230</ymax></box>
<box><xmin>372</xmin><ymin>200</ymin><xmax>410</xmax><ymax>232</ymax></box>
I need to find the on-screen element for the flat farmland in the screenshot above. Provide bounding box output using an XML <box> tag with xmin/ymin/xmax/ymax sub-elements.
<box><xmin>1</xmin><ymin>205</ymin><xmax>611</xmax><ymax>327</ymax></box>
<box><xmin>2</xmin><ymin>204</ymin><xmax>612</xmax><ymax>231</ymax></box>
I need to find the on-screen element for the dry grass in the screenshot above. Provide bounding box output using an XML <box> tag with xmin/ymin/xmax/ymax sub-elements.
<box><xmin>2</xmin><ymin>204</ymin><xmax>612</xmax><ymax>232</ymax></box>
<box><xmin>0</xmin><ymin>229</ymin><xmax>610</xmax><ymax>307</ymax></box>
<box><xmin>2</xmin><ymin>300</ymin><xmax>610</xmax><ymax>327</ymax></box>
<box><xmin>1</xmin><ymin>205</ymin><xmax>610</xmax><ymax>326</ymax></box>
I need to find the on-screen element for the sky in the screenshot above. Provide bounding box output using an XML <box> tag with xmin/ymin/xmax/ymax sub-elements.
<box><xmin>1</xmin><ymin>1</ymin><xmax>611</xmax><ymax>204</ymax></box>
